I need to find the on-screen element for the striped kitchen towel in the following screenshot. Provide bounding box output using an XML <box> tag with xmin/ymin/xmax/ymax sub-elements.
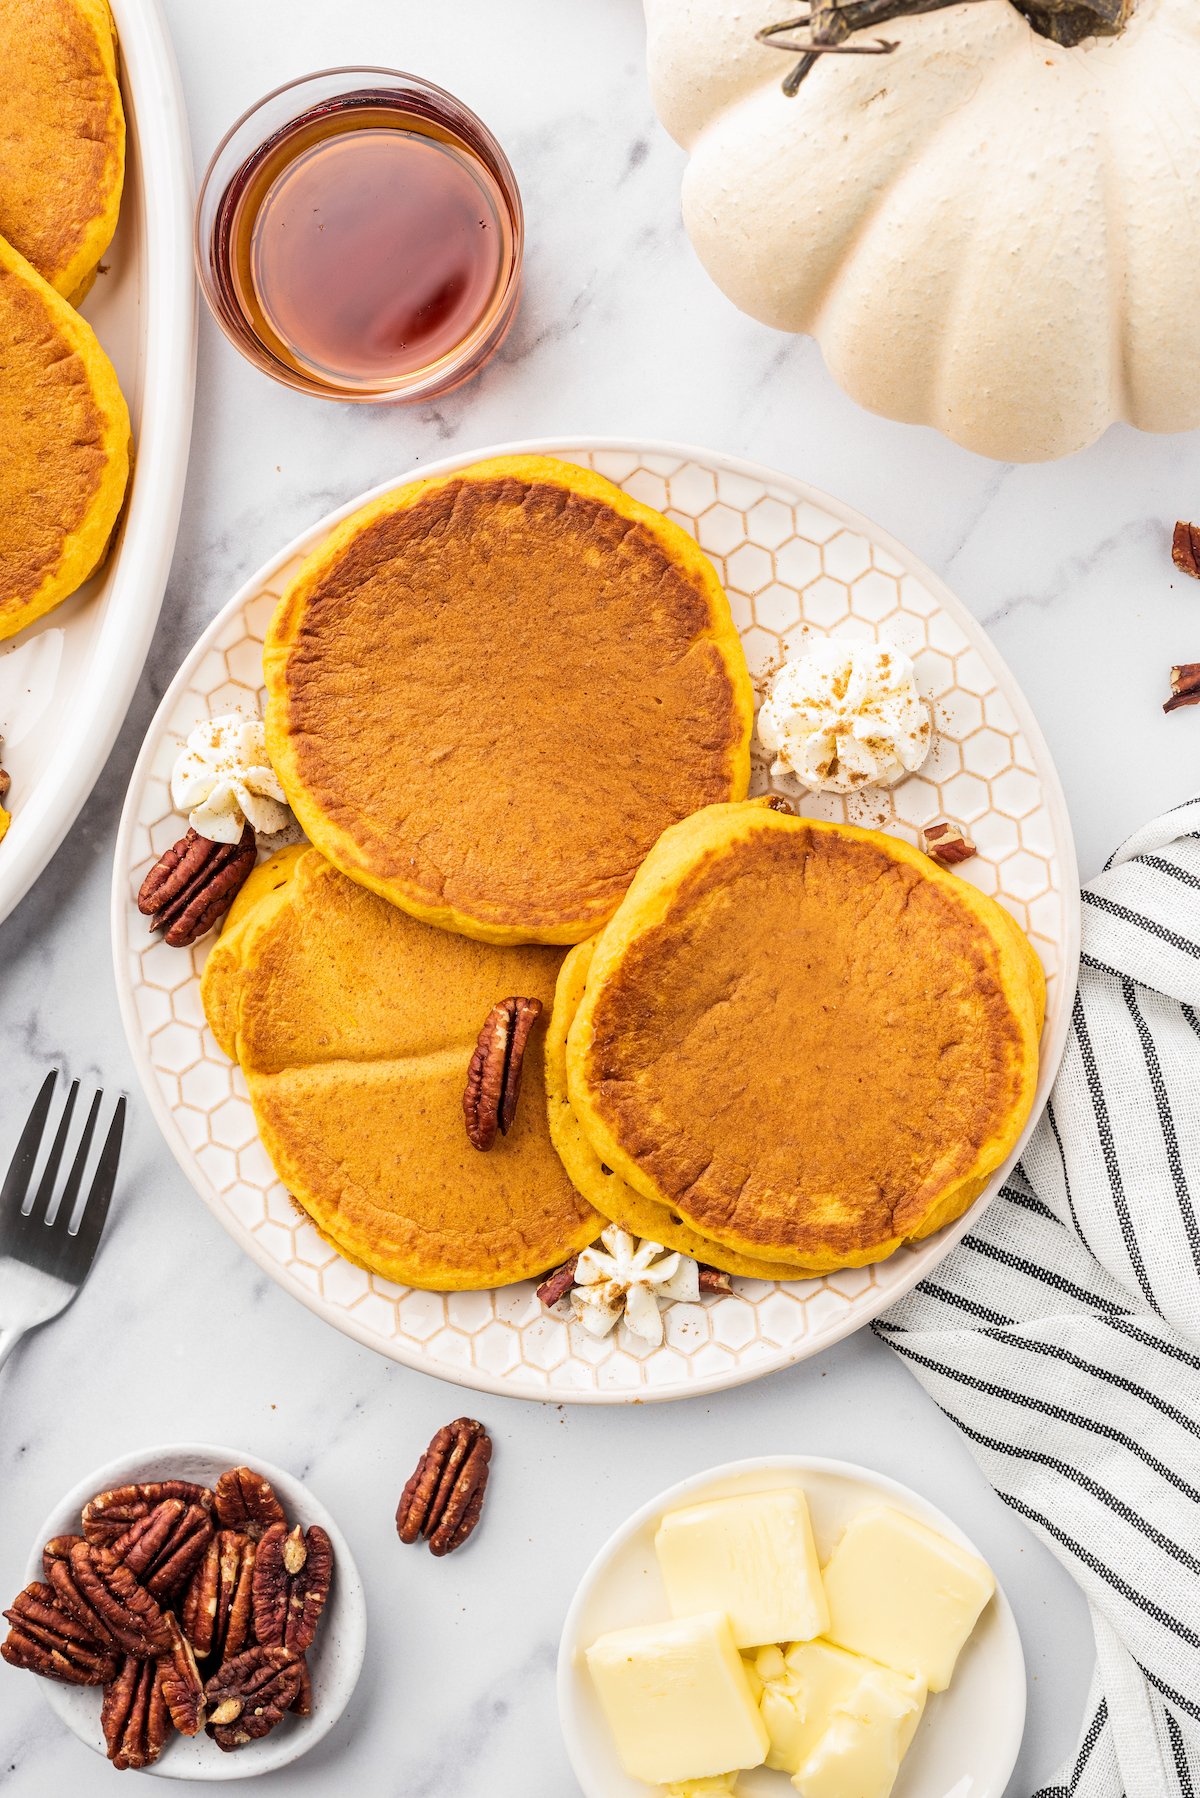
<box><xmin>876</xmin><ymin>798</ymin><xmax>1200</xmax><ymax>1798</ymax></box>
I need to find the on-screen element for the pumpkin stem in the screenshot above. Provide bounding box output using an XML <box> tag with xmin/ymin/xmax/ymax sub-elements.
<box><xmin>760</xmin><ymin>0</ymin><xmax>1133</xmax><ymax>93</ymax></box>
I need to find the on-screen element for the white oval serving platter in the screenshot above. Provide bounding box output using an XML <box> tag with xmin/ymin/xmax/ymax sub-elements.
<box><xmin>112</xmin><ymin>437</ymin><xmax>1079</xmax><ymax>1405</ymax></box>
<box><xmin>557</xmin><ymin>1455</ymin><xmax>1026</xmax><ymax>1798</ymax></box>
<box><xmin>0</xmin><ymin>0</ymin><xmax>196</xmax><ymax>927</ymax></box>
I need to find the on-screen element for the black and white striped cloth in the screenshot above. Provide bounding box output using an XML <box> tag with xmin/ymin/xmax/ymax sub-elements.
<box><xmin>876</xmin><ymin>799</ymin><xmax>1200</xmax><ymax>1798</ymax></box>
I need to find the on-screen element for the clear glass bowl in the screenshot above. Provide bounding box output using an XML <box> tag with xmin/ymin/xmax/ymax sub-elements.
<box><xmin>194</xmin><ymin>67</ymin><xmax>524</xmax><ymax>403</ymax></box>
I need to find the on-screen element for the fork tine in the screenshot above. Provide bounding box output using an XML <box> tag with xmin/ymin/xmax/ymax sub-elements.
<box><xmin>54</xmin><ymin>1089</ymin><xmax>103</xmax><ymax>1230</ymax></box>
<box><xmin>69</xmin><ymin>1097</ymin><xmax>125</xmax><ymax>1266</ymax></box>
<box><xmin>24</xmin><ymin>1079</ymin><xmax>79</xmax><ymax>1225</ymax></box>
<box><xmin>0</xmin><ymin>1072</ymin><xmax>57</xmax><ymax>1219</ymax></box>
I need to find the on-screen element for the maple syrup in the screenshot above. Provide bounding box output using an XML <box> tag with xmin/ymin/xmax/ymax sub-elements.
<box><xmin>202</xmin><ymin>79</ymin><xmax>522</xmax><ymax>399</ymax></box>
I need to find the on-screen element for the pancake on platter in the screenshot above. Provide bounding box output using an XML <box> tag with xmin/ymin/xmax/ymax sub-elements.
<box><xmin>0</xmin><ymin>0</ymin><xmax>125</xmax><ymax>303</ymax></box>
<box><xmin>263</xmin><ymin>455</ymin><xmax>753</xmax><ymax>946</ymax></box>
<box><xmin>564</xmin><ymin>800</ymin><xmax>1045</xmax><ymax>1274</ymax></box>
<box><xmin>200</xmin><ymin>847</ymin><xmax>600</xmax><ymax>1291</ymax></box>
<box><xmin>546</xmin><ymin>939</ymin><xmax>809</xmax><ymax>1281</ymax></box>
<box><xmin>0</xmin><ymin>232</ymin><xmax>130</xmax><ymax>642</ymax></box>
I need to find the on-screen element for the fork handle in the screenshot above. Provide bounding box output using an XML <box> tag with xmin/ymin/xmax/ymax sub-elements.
<box><xmin>0</xmin><ymin>1325</ymin><xmax>26</xmax><ymax>1373</ymax></box>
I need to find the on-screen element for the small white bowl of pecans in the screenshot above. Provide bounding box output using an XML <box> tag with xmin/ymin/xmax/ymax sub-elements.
<box><xmin>2</xmin><ymin>1444</ymin><xmax>366</xmax><ymax>1779</ymax></box>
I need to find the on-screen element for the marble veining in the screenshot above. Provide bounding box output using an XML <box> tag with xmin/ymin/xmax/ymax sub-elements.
<box><xmin>6</xmin><ymin>0</ymin><xmax>1199</xmax><ymax>1789</ymax></box>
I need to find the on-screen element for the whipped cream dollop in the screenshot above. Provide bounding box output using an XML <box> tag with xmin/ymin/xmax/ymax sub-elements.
<box><xmin>757</xmin><ymin>640</ymin><xmax>931</xmax><ymax>794</ymax></box>
<box><xmin>171</xmin><ymin>713</ymin><xmax>291</xmax><ymax>844</ymax></box>
<box><xmin>571</xmin><ymin>1226</ymin><xmax>700</xmax><ymax>1346</ymax></box>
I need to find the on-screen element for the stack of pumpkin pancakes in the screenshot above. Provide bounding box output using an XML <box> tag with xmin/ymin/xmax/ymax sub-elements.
<box><xmin>203</xmin><ymin>454</ymin><xmax>1044</xmax><ymax>1292</ymax></box>
<box><xmin>0</xmin><ymin>0</ymin><xmax>130</xmax><ymax>644</ymax></box>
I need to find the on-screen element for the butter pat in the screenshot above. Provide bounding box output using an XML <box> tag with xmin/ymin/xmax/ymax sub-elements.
<box><xmin>756</xmin><ymin>1639</ymin><xmax>920</xmax><ymax>1774</ymax></box>
<box><xmin>656</xmin><ymin>1490</ymin><xmax>829</xmax><ymax>1649</ymax></box>
<box><xmin>792</xmin><ymin>1663</ymin><xmax>926</xmax><ymax>1798</ymax></box>
<box><xmin>822</xmin><ymin>1506</ymin><xmax>995</xmax><ymax>1691</ymax></box>
<box><xmin>586</xmin><ymin>1612</ymin><xmax>769</xmax><ymax>1785</ymax></box>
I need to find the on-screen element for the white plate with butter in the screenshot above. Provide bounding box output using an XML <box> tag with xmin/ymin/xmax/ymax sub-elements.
<box><xmin>557</xmin><ymin>1456</ymin><xmax>1025</xmax><ymax>1798</ymax></box>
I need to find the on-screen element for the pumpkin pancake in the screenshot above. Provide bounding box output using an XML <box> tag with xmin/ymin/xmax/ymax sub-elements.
<box><xmin>0</xmin><ymin>0</ymin><xmax>125</xmax><ymax>302</ymax></box>
<box><xmin>263</xmin><ymin>455</ymin><xmax>753</xmax><ymax>945</ymax></box>
<box><xmin>201</xmin><ymin>847</ymin><xmax>600</xmax><ymax>1290</ymax></box>
<box><xmin>566</xmin><ymin>801</ymin><xmax>1044</xmax><ymax>1273</ymax></box>
<box><xmin>546</xmin><ymin>939</ymin><xmax>811</xmax><ymax>1280</ymax></box>
<box><xmin>0</xmin><ymin>232</ymin><xmax>130</xmax><ymax>641</ymax></box>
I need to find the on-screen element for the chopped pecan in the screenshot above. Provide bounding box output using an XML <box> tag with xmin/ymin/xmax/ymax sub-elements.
<box><xmin>291</xmin><ymin>1656</ymin><xmax>313</xmax><ymax>1718</ymax></box>
<box><xmin>763</xmin><ymin>794</ymin><xmax>794</xmax><ymax>813</ymax></box>
<box><xmin>66</xmin><ymin>1541</ymin><xmax>173</xmax><ymax>1657</ymax></box>
<box><xmin>82</xmin><ymin>1479</ymin><xmax>214</xmax><ymax>1548</ymax></box>
<box><xmin>1164</xmin><ymin>663</ymin><xmax>1200</xmax><ymax>713</ymax></box>
<box><xmin>213</xmin><ymin>1465</ymin><xmax>286</xmax><ymax>1540</ymax></box>
<box><xmin>396</xmin><ymin>1417</ymin><xmax>492</xmax><ymax>1557</ymax></box>
<box><xmin>182</xmin><ymin>1529</ymin><xmax>255</xmax><ymax>1662</ymax></box>
<box><xmin>136</xmin><ymin>825</ymin><xmax>256</xmax><ymax>948</ymax></box>
<box><xmin>1</xmin><ymin>1581</ymin><xmax>118</xmax><ymax>1685</ymax></box>
<box><xmin>921</xmin><ymin>819</ymin><xmax>976</xmax><ymax>865</ymax></box>
<box><xmin>156</xmin><ymin>1614</ymin><xmax>206</xmax><ymax>1736</ymax></box>
<box><xmin>111</xmin><ymin>1499</ymin><xmax>214</xmax><ymax>1601</ymax></box>
<box><xmin>0</xmin><ymin>760</ymin><xmax>9</xmax><ymax>807</ymax></box>
<box><xmin>42</xmin><ymin>1534</ymin><xmax>84</xmax><ymax>1580</ymax></box>
<box><xmin>1173</xmin><ymin>521</ymin><xmax>1200</xmax><ymax>579</ymax></box>
<box><xmin>463</xmin><ymin>996</ymin><xmax>543</xmax><ymax>1150</ymax></box>
<box><xmin>698</xmin><ymin>1265</ymin><xmax>733</xmax><ymax>1296</ymax></box>
<box><xmin>252</xmin><ymin>1523</ymin><xmax>334</xmax><ymax>1655</ymax></box>
<box><xmin>102</xmin><ymin>1656</ymin><xmax>170</xmax><ymax>1770</ymax></box>
<box><xmin>536</xmin><ymin>1255</ymin><xmax>579</xmax><ymax>1308</ymax></box>
<box><xmin>204</xmin><ymin>1644</ymin><xmax>302</xmax><ymax>1751</ymax></box>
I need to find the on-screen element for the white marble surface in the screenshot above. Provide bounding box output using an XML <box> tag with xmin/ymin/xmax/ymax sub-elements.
<box><xmin>3</xmin><ymin>0</ymin><xmax>1198</xmax><ymax>1791</ymax></box>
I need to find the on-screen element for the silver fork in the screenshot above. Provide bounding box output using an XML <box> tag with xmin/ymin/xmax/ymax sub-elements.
<box><xmin>0</xmin><ymin>1072</ymin><xmax>126</xmax><ymax>1372</ymax></box>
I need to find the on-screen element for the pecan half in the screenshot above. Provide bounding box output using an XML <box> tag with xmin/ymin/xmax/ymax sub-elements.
<box><xmin>46</xmin><ymin>1551</ymin><xmax>117</xmax><ymax>1647</ymax></box>
<box><xmin>111</xmin><ymin>1499</ymin><xmax>214</xmax><ymax>1601</ymax></box>
<box><xmin>182</xmin><ymin>1529</ymin><xmax>256</xmax><ymax>1662</ymax></box>
<box><xmin>1173</xmin><ymin>521</ymin><xmax>1200</xmax><ymax>579</ymax></box>
<box><xmin>396</xmin><ymin>1417</ymin><xmax>492</xmax><ymax>1557</ymax></box>
<box><xmin>156</xmin><ymin>1614</ymin><xmax>206</xmax><ymax>1736</ymax></box>
<box><xmin>83</xmin><ymin>1479</ymin><xmax>214</xmax><ymax>1548</ymax></box>
<box><xmin>66</xmin><ymin>1541</ymin><xmax>173</xmax><ymax>1657</ymax></box>
<box><xmin>1164</xmin><ymin>663</ymin><xmax>1200</xmax><ymax>713</ymax></box>
<box><xmin>204</xmin><ymin>1644</ymin><xmax>302</xmax><ymax>1751</ymax></box>
<box><xmin>921</xmin><ymin>819</ymin><xmax>976</xmax><ymax>865</ymax></box>
<box><xmin>536</xmin><ymin>1255</ymin><xmax>579</xmax><ymax>1308</ymax></box>
<box><xmin>463</xmin><ymin>997</ymin><xmax>543</xmax><ymax>1150</ymax></box>
<box><xmin>102</xmin><ymin>1656</ymin><xmax>171</xmax><ymax>1770</ymax></box>
<box><xmin>42</xmin><ymin>1534</ymin><xmax>84</xmax><ymax>1580</ymax></box>
<box><xmin>252</xmin><ymin>1523</ymin><xmax>334</xmax><ymax>1655</ymax></box>
<box><xmin>213</xmin><ymin>1466</ymin><xmax>286</xmax><ymax>1540</ymax></box>
<box><xmin>1</xmin><ymin>1582</ymin><xmax>118</xmax><ymax>1685</ymax></box>
<box><xmin>137</xmin><ymin>826</ymin><xmax>256</xmax><ymax>948</ymax></box>
<box><xmin>698</xmin><ymin>1265</ymin><xmax>733</xmax><ymax>1296</ymax></box>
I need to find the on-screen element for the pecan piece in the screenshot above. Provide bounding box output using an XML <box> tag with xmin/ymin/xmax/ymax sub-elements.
<box><xmin>67</xmin><ymin>1541</ymin><xmax>173</xmax><ymax>1657</ymax></box>
<box><xmin>1</xmin><ymin>1582</ymin><xmax>118</xmax><ymax>1685</ymax></box>
<box><xmin>536</xmin><ymin>1255</ymin><xmax>579</xmax><ymax>1308</ymax></box>
<box><xmin>921</xmin><ymin>819</ymin><xmax>976</xmax><ymax>865</ymax></box>
<box><xmin>698</xmin><ymin>1265</ymin><xmax>733</xmax><ymax>1296</ymax></box>
<box><xmin>763</xmin><ymin>794</ymin><xmax>794</xmax><ymax>813</ymax></box>
<box><xmin>102</xmin><ymin>1656</ymin><xmax>171</xmax><ymax>1770</ymax></box>
<box><xmin>463</xmin><ymin>997</ymin><xmax>542</xmax><ymax>1150</ymax></box>
<box><xmin>137</xmin><ymin>825</ymin><xmax>256</xmax><ymax>948</ymax></box>
<box><xmin>156</xmin><ymin>1614</ymin><xmax>206</xmax><ymax>1736</ymax></box>
<box><xmin>252</xmin><ymin>1523</ymin><xmax>334</xmax><ymax>1655</ymax></box>
<box><xmin>204</xmin><ymin>1644</ymin><xmax>302</xmax><ymax>1751</ymax></box>
<box><xmin>1164</xmin><ymin>663</ymin><xmax>1200</xmax><ymax>713</ymax></box>
<box><xmin>213</xmin><ymin>1465</ymin><xmax>286</xmax><ymax>1540</ymax></box>
<box><xmin>111</xmin><ymin>1499</ymin><xmax>214</xmax><ymax>1601</ymax></box>
<box><xmin>396</xmin><ymin>1417</ymin><xmax>492</xmax><ymax>1556</ymax></box>
<box><xmin>82</xmin><ymin>1479</ymin><xmax>214</xmax><ymax>1548</ymax></box>
<box><xmin>182</xmin><ymin>1529</ymin><xmax>256</xmax><ymax>1662</ymax></box>
<box><xmin>1173</xmin><ymin>520</ymin><xmax>1200</xmax><ymax>579</ymax></box>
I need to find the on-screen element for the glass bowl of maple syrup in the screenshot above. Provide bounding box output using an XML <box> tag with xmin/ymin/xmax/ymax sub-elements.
<box><xmin>196</xmin><ymin>68</ymin><xmax>524</xmax><ymax>402</ymax></box>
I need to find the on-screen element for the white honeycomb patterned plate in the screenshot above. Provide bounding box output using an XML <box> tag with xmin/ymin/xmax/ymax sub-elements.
<box><xmin>111</xmin><ymin>439</ymin><xmax>1079</xmax><ymax>1405</ymax></box>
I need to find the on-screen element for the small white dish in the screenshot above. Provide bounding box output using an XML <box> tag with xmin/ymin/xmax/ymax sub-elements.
<box><xmin>21</xmin><ymin>1443</ymin><xmax>366</xmax><ymax>1781</ymax></box>
<box><xmin>557</xmin><ymin>1455</ymin><xmax>1026</xmax><ymax>1798</ymax></box>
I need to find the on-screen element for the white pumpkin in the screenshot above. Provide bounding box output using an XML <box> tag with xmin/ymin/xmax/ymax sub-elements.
<box><xmin>644</xmin><ymin>0</ymin><xmax>1200</xmax><ymax>462</ymax></box>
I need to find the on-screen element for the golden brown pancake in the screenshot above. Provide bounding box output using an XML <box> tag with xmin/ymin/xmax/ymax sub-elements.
<box><xmin>0</xmin><ymin>0</ymin><xmax>125</xmax><ymax>302</ymax></box>
<box><xmin>0</xmin><ymin>231</ymin><xmax>130</xmax><ymax>641</ymax></box>
<box><xmin>263</xmin><ymin>455</ymin><xmax>753</xmax><ymax>945</ymax></box>
<box><xmin>201</xmin><ymin>847</ymin><xmax>600</xmax><ymax>1290</ymax></box>
<box><xmin>546</xmin><ymin>939</ymin><xmax>812</xmax><ymax>1280</ymax></box>
<box><xmin>566</xmin><ymin>801</ymin><xmax>1044</xmax><ymax>1272</ymax></box>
